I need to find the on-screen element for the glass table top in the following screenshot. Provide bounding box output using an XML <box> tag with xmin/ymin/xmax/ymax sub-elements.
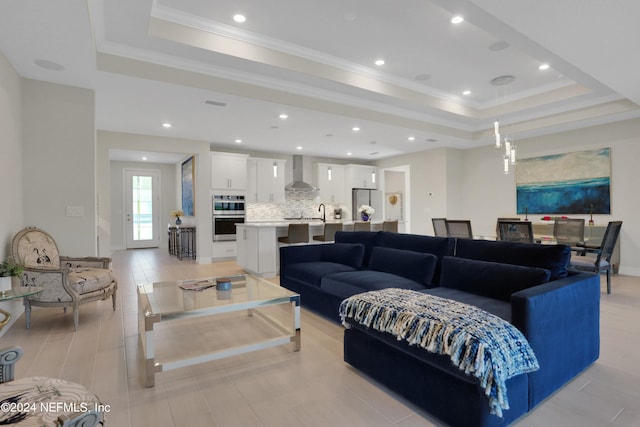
<box><xmin>0</xmin><ymin>286</ymin><xmax>45</xmax><ymax>301</ymax></box>
<box><xmin>137</xmin><ymin>274</ymin><xmax>297</xmax><ymax>317</ymax></box>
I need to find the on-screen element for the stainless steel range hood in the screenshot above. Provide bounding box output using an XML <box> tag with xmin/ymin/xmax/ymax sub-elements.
<box><xmin>285</xmin><ymin>155</ymin><xmax>319</xmax><ymax>195</ymax></box>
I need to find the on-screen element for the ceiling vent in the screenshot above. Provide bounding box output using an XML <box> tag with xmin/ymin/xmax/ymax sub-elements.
<box><xmin>205</xmin><ymin>100</ymin><xmax>227</xmax><ymax>107</ymax></box>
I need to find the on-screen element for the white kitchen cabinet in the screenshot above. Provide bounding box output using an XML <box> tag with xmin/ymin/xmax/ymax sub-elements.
<box><xmin>314</xmin><ymin>163</ymin><xmax>346</xmax><ymax>203</ymax></box>
<box><xmin>236</xmin><ymin>225</ymin><xmax>277</xmax><ymax>277</ymax></box>
<box><xmin>210</xmin><ymin>152</ymin><xmax>248</xmax><ymax>190</ymax></box>
<box><xmin>211</xmin><ymin>241</ymin><xmax>237</xmax><ymax>260</ymax></box>
<box><xmin>247</xmin><ymin>157</ymin><xmax>286</xmax><ymax>203</ymax></box>
<box><xmin>346</xmin><ymin>164</ymin><xmax>378</xmax><ymax>189</ymax></box>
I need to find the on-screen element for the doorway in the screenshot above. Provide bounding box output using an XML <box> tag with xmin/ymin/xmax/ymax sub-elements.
<box><xmin>125</xmin><ymin>169</ymin><xmax>161</xmax><ymax>249</ymax></box>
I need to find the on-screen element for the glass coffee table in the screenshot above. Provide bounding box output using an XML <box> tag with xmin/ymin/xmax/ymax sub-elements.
<box><xmin>137</xmin><ymin>274</ymin><xmax>300</xmax><ymax>387</ymax></box>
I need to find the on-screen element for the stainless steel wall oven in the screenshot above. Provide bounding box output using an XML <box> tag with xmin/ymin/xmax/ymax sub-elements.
<box><xmin>212</xmin><ymin>195</ymin><xmax>245</xmax><ymax>241</ymax></box>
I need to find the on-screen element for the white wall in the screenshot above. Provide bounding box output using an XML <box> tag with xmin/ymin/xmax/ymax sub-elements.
<box><xmin>460</xmin><ymin>118</ymin><xmax>640</xmax><ymax>275</ymax></box>
<box><xmin>0</xmin><ymin>52</ymin><xmax>24</xmax><ymax>333</ymax></box>
<box><xmin>97</xmin><ymin>131</ymin><xmax>212</xmax><ymax>263</ymax></box>
<box><xmin>22</xmin><ymin>79</ymin><xmax>97</xmax><ymax>256</ymax></box>
<box><xmin>110</xmin><ymin>161</ymin><xmax>177</xmax><ymax>250</ymax></box>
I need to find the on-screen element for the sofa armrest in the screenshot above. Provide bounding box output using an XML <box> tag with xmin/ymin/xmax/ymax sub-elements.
<box><xmin>511</xmin><ymin>272</ymin><xmax>600</xmax><ymax>408</ymax></box>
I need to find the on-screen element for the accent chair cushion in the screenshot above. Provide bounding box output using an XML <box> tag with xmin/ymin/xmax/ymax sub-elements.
<box><xmin>369</xmin><ymin>247</ymin><xmax>438</xmax><ymax>286</ymax></box>
<box><xmin>439</xmin><ymin>256</ymin><xmax>551</xmax><ymax>301</ymax></box>
<box><xmin>67</xmin><ymin>268</ymin><xmax>116</xmax><ymax>294</ymax></box>
<box><xmin>14</xmin><ymin>229</ymin><xmax>61</xmax><ymax>269</ymax></box>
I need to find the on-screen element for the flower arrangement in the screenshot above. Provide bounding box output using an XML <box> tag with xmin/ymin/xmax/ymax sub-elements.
<box><xmin>0</xmin><ymin>257</ymin><xmax>23</xmax><ymax>278</ymax></box>
<box><xmin>171</xmin><ymin>209</ymin><xmax>185</xmax><ymax>225</ymax></box>
<box><xmin>358</xmin><ymin>204</ymin><xmax>375</xmax><ymax>221</ymax></box>
<box><xmin>540</xmin><ymin>215</ymin><xmax>568</xmax><ymax>221</ymax></box>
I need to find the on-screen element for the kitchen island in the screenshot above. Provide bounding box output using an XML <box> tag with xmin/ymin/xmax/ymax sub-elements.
<box><xmin>236</xmin><ymin>220</ymin><xmax>384</xmax><ymax>277</ymax></box>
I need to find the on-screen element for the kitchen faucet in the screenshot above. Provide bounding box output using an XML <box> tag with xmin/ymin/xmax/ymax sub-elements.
<box><xmin>318</xmin><ymin>203</ymin><xmax>326</xmax><ymax>223</ymax></box>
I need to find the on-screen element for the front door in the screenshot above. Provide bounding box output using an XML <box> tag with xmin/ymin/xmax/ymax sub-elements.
<box><xmin>125</xmin><ymin>169</ymin><xmax>161</xmax><ymax>249</ymax></box>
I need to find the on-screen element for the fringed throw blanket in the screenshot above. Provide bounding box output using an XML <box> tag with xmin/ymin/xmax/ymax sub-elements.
<box><xmin>339</xmin><ymin>288</ymin><xmax>539</xmax><ymax>418</ymax></box>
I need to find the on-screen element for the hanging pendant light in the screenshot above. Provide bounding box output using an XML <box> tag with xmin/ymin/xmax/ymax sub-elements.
<box><xmin>490</xmin><ymin>75</ymin><xmax>516</xmax><ymax>174</ymax></box>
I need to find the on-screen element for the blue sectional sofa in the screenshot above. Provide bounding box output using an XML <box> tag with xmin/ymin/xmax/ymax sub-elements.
<box><xmin>279</xmin><ymin>231</ymin><xmax>600</xmax><ymax>427</ymax></box>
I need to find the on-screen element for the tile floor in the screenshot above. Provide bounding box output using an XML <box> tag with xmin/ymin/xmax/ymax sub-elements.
<box><xmin>2</xmin><ymin>248</ymin><xmax>639</xmax><ymax>426</ymax></box>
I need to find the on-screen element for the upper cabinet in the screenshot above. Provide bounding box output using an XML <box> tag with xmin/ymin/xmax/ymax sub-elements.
<box><xmin>314</xmin><ymin>163</ymin><xmax>346</xmax><ymax>204</ymax></box>
<box><xmin>346</xmin><ymin>164</ymin><xmax>378</xmax><ymax>189</ymax></box>
<box><xmin>210</xmin><ymin>152</ymin><xmax>248</xmax><ymax>190</ymax></box>
<box><xmin>247</xmin><ymin>157</ymin><xmax>286</xmax><ymax>203</ymax></box>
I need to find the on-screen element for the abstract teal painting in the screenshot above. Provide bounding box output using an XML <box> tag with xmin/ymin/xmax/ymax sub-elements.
<box><xmin>181</xmin><ymin>156</ymin><xmax>195</xmax><ymax>216</ymax></box>
<box><xmin>516</xmin><ymin>148</ymin><xmax>610</xmax><ymax>214</ymax></box>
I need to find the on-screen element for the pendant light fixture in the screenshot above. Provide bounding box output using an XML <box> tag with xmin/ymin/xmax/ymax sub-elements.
<box><xmin>490</xmin><ymin>75</ymin><xmax>517</xmax><ymax>174</ymax></box>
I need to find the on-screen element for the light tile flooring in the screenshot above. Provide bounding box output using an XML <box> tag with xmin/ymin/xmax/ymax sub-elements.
<box><xmin>2</xmin><ymin>248</ymin><xmax>640</xmax><ymax>426</ymax></box>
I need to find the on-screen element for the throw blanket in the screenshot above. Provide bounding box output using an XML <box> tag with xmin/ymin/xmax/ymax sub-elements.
<box><xmin>339</xmin><ymin>289</ymin><xmax>539</xmax><ymax>417</ymax></box>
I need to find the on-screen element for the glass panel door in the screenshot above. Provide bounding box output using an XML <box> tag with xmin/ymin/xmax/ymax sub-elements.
<box><xmin>125</xmin><ymin>169</ymin><xmax>161</xmax><ymax>249</ymax></box>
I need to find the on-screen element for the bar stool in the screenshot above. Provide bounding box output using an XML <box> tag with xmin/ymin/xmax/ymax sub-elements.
<box><xmin>312</xmin><ymin>223</ymin><xmax>343</xmax><ymax>242</ymax></box>
<box><xmin>354</xmin><ymin>221</ymin><xmax>371</xmax><ymax>231</ymax></box>
<box><xmin>278</xmin><ymin>223</ymin><xmax>310</xmax><ymax>244</ymax></box>
<box><xmin>382</xmin><ymin>220</ymin><xmax>398</xmax><ymax>232</ymax></box>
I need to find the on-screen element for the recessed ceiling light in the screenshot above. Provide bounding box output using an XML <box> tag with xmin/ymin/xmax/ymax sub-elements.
<box><xmin>347</xmin><ymin>152</ymin><xmax>353</xmax><ymax>156</ymax></box>
<box><xmin>539</xmin><ymin>63</ymin><xmax>550</xmax><ymax>70</ymax></box>
<box><xmin>141</xmin><ymin>157</ymin><xmax>148</xmax><ymax>161</ymax></box>
<box><xmin>233</xmin><ymin>14</ymin><xmax>246</xmax><ymax>23</ymax></box>
<box><xmin>463</xmin><ymin>90</ymin><xmax>471</xmax><ymax>95</ymax></box>
<box><xmin>235</xmin><ymin>139</ymin><xmax>242</xmax><ymax>143</ymax></box>
<box><xmin>279</xmin><ymin>113</ymin><xmax>288</xmax><ymax>119</ymax></box>
<box><xmin>352</xmin><ymin>126</ymin><xmax>360</xmax><ymax>132</ymax></box>
<box><xmin>374</xmin><ymin>59</ymin><xmax>385</xmax><ymax>66</ymax></box>
<box><xmin>296</xmin><ymin>146</ymin><xmax>303</xmax><ymax>150</ymax></box>
<box><xmin>162</xmin><ymin>123</ymin><xmax>171</xmax><ymax>128</ymax></box>
<box><xmin>451</xmin><ymin>16</ymin><xmax>464</xmax><ymax>24</ymax></box>
<box><xmin>408</xmin><ymin>136</ymin><xmax>415</xmax><ymax>141</ymax></box>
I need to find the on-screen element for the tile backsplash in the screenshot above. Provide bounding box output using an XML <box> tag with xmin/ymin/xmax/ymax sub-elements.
<box><xmin>246</xmin><ymin>196</ymin><xmax>343</xmax><ymax>221</ymax></box>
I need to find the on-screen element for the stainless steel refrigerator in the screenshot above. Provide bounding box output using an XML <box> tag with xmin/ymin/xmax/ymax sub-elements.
<box><xmin>352</xmin><ymin>188</ymin><xmax>380</xmax><ymax>220</ymax></box>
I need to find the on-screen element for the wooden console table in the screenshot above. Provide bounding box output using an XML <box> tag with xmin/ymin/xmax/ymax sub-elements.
<box><xmin>168</xmin><ymin>226</ymin><xmax>196</xmax><ymax>260</ymax></box>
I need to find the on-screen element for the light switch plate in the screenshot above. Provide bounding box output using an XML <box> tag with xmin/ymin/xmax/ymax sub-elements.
<box><xmin>66</xmin><ymin>206</ymin><xmax>84</xmax><ymax>217</ymax></box>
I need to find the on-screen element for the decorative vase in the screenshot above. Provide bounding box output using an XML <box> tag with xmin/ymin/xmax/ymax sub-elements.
<box><xmin>361</xmin><ymin>213</ymin><xmax>369</xmax><ymax>222</ymax></box>
<box><xmin>175</xmin><ymin>217</ymin><xmax>182</xmax><ymax>225</ymax></box>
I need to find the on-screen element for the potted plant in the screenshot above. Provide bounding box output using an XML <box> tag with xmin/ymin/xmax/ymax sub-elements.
<box><xmin>0</xmin><ymin>257</ymin><xmax>23</xmax><ymax>291</ymax></box>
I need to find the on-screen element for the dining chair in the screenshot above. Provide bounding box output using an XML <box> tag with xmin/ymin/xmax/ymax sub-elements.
<box><xmin>382</xmin><ymin>220</ymin><xmax>399</xmax><ymax>233</ymax></box>
<box><xmin>570</xmin><ymin>221</ymin><xmax>622</xmax><ymax>294</ymax></box>
<box><xmin>278</xmin><ymin>223</ymin><xmax>310</xmax><ymax>244</ymax></box>
<box><xmin>431</xmin><ymin>218</ymin><xmax>448</xmax><ymax>237</ymax></box>
<box><xmin>497</xmin><ymin>220</ymin><xmax>534</xmax><ymax>243</ymax></box>
<box><xmin>445</xmin><ymin>220</ymin><xmax>473</xmax><ymax>239</ymax></box>
<box><xmin>496</xmin><ymin>217</ymin><xmax>520</xmax><ymax>239</ymax></box>
<box><xmin>553</xmin><ymin>218</ymin><xmax>585</xmax><ymax>246</ymax></box>
<box><xmin>312</xmin><ymin>222</ymin><xmax>343</xmax><ymax>242</ymax></box>
<box><xmin>354</xmin><ymin>221</ymin><xmax>371</xmax><ymax>231</ymax></box>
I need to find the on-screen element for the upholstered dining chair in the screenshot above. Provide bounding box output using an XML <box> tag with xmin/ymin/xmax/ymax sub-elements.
<box><xmin>496</xmin><ymin>217</ymin><xmax>520</xmax><ymax>239</ymax></box>
<box><xmin>0</xmin><ymin>346</ymin><xmax>104</xmax><ymax>426</ymax></box>
<box><xmin>312</xmin><ymin>222</ymin><xmax>343</xmax><ymax>242</ymax></box>
<box><xmin>445</xmin><ymin>220</ymin><xmax>473</xmax><ymax>239</ymax></box>
<box><xmin>553</xmin><ymin>218</ymin><xmax>585</xmax><ymax>246</ymax></box>
<box><xmin>497</xmin><ymin>220</ymin><xmax>534</xmax><ymax>243</ymax></box>
<box><xmin>570</xmin><ymin>221</ymin><xmax>622</xmax><ymax>294</ymax></box>
<box><xmin>11</xmin><ymin>226</ymin><xmax>117</xmax><ymax>330</ymax></box>
<box><xmin>431</xmin><ymin>218</ymin><xmax>447</xmax><ymax>237</ymax></box>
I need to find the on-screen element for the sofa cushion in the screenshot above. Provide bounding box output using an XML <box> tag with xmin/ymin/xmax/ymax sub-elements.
<box><xmin>335</xmin><ymin>231</ymin><xmax>383</xmax><ymax>266</ymax></box>
<box><xmin>454</xmin><ymin>238</ymin><xmax>571</xmax><ymax>280</ymax></box>
<box><xmin>439</xmin><ymin>256</ymin><xmax>551</xmax><ymax>301</ymax></box>
<box><xmin>320</xmin><ymin>270</ymin><xmax>427</xmax><ymax>299</ymax></box>
<box><xmin>369</xmin><ymin>247</ymin><xmax>438</xmax><ymax>286</ymax></box>
<box><xmin>380</xmin><ymin>232</ymin><xmax>455</xmax><ymax>284</ymax></box>
<box><xmin>322</xmin><ymin>243</ymin><xmax>365</xmax><ymax>268</ymax></box>
<box><xmin>284</xmin><ymin>262</ymin><xmax>358</xmax><ymax>288</ymax></box>
<box><xmin>421</xmin><ymin>287</ymin><xmax>511</xmax><ymax>321</ymax></box>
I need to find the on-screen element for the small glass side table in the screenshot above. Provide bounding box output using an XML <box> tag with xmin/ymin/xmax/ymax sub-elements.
<box><xmin>0</xmin><ymin>287</ymin><xmax>44</xmax><ymax>331</ymax></box>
